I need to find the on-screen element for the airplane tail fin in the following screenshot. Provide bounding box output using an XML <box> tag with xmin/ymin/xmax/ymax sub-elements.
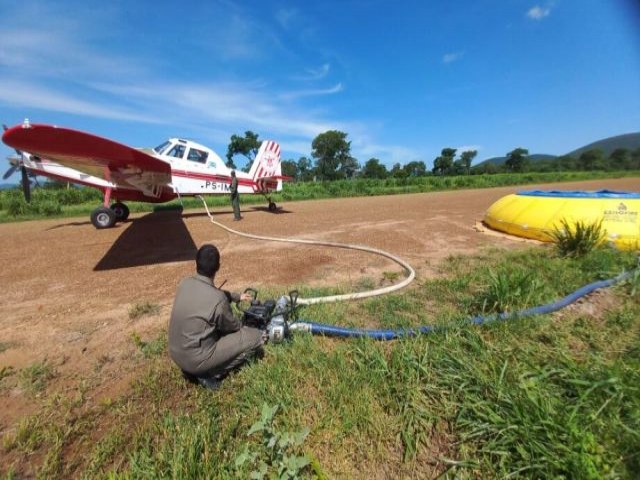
<box><xmin>248</xmin><ymin>140</ymin><xmax>283</xmax><ymax>192</ymax></box>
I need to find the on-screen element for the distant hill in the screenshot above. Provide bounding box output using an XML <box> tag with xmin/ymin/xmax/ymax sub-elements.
<box><xmin>565</xmin><ymin>132</ymin><xmax>640</xmax><ymax>158</ymax></box>
<box><xmin>475</xmin><ymin>154</ymin><xmax>556</xmax><ymax>167</ymax></box>
<box><xmin>0</xmin><ymin>182</ymin><xmax>18</xmax><ymax>190</ymax></box>
<box><xmin>474</xmin><ymin>132</ymin><xmax>640</xmax><ymax>167</ymax></box>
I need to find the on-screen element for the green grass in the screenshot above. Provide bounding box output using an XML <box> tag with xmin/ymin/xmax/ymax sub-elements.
<box><xmin>18</xmin><ymin>360</ymin><xmax>56</xmax><ymax>395</ymax></box>
<box><xmin>2</xmin><ymin>246</ymin><xmax>639</xmax><ymax>478</ymax></box>
<box><xmin>128</xmin><ymin>301</ymin><xmax>161</xmax><ymax>320</ymax></box>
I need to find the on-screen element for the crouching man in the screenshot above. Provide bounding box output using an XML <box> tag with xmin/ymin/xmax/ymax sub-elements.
<box><xmin>169</xmin><ymin>244</ymin><xmax>264</xmax><ymax>390</ymax></box>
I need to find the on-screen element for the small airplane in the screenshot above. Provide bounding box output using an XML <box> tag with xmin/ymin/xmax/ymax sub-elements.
<box><xmin>2</xmin><ymin>119</ymin><xmax>288</xmax><ymax>228</ymax></box>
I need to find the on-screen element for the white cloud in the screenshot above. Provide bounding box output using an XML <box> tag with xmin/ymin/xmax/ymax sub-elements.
<box><xmin>294</xmin><ymin>63</ymin><xmax>331</xmax><ymax>81</ymax></box>
<box><xmin>527</xmin><ymin>5</ymin><xmax>551</xmax><ymax>20</ymax></box>
<box><xmin>355</xmin><ymin>141</ymin><xmax>420</xmax><ymax>165</ymax></box>
<box><xmin>275</xmin><ymin>8</ymin><xmax>298</xmax><ymax>29</ymax></box>
<box><xmin>0</xmin><ymin>1</ymin><xmax>402</xmax><ymax>162</ymax></box>
<box><xmin>0</xmin><ymin>79</ymin><xmax>163</xmax><ymax>124</ymax></box>
<box><xmin>442</xmin><ymin>51</ymin><xmax>464</xmax><ymax>64</ymax></box>
<box><xmin>280</xmin><ymin>83</ymin><xmax>343</xmax><ymax>101</ymax></box>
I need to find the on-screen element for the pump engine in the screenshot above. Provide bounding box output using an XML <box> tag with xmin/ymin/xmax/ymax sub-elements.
<box><xmin>241</xmin><ymin>289</ymin><xmax>299</xmax><ymax>343</ymax></box>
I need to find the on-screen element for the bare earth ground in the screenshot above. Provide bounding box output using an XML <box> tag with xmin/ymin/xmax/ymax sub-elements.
<box><xmin>0</xmin><ymin>177</ymin><xmax>638</xmax><ymax>463</ymax></box>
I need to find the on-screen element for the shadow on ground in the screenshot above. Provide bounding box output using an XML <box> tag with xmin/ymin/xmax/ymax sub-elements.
<box><xmin>94</xmin><ymin>210</ymin><xmax>197</xmax><ymax>270</ymax></box>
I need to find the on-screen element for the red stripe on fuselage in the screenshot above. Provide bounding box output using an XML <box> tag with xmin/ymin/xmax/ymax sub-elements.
<box><xmin>171</xmin><ymin>170</ymin><xmax>255</xmax><ymax>187</ymax></box>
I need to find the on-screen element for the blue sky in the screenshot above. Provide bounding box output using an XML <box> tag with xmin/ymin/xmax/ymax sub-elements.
<box><xmin>1</xmin><ymin>0</ymin><xmax>639</xmax><ymax>178</ymax></box>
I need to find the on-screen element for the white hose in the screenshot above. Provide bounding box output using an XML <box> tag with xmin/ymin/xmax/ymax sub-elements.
<box><xmin>196</xmin><ymin>196</ymin><xmax>416</xmax><ymax>304</ymax></box>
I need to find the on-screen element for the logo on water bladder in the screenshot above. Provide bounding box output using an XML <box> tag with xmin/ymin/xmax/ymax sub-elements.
<box><xmin>603</xmin><ymin>202</ymin><xmax>637</xmax><ymax>223</ymax></box>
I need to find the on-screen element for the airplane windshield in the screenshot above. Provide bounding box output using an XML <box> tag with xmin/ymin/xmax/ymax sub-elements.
<box><xmin>166</xmin><ymin>144</ymin><xmax>186</xmax><ymax>159</ymax></box>
<box><xmin>153</xmin><ymin>141</ymin><xmax>171</xmax><ymax>155</ymax></box>
<box><xmin>187</xmin><ymin>148</ymin><xmax>208</xmax><ymax>164</ymax></box>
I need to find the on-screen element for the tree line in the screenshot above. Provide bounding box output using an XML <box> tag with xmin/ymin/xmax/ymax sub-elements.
<box><xmin>224</xmin><ymin>130</ymin><xmax>640</xmax><ymax>181</ymax></box>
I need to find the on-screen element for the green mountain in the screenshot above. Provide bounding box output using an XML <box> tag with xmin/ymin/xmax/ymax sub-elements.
<box><xmin>476</xmin><ymin>154</ymin><xmax>556</xmax><ymax>167</ymax></box>
<box><xmin>474</xmin><ymin>132</ymin><xmax>640</xmax><ymax>166</ymax></box>
<box><xmin>565</xmin><ymin>132</ymin><xmax>640</xmax><ymax>158</ymax></box>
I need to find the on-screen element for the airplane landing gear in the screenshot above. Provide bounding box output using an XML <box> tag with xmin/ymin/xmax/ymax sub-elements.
<box><xmin>111</xmin><ymin>202</ymin><xmax>130</xmax><ymax>221</ymax></box>
<box><xmin>268</xmin><ymin>201</ymin><xmax>277</xmax><ymax>212</ymax></box>
<box><xmin>91</xmin><ymin>206</ymin><xmax>116</xmax><ymax>229</ymax></box>
<box><xmin>90</xmin><ymin>188</ymin><xmax>128</xmax><ymax>229</ymax></box>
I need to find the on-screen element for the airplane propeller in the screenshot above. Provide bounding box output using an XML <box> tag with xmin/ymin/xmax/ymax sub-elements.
<box><xmin>3</xmin><ymin>123</ymin><xmax>32</xmax><ymax>202</ymax></box>
<box><xmin>2</xmin><ymin>162</ymin><xmax>18</xmax><ymax>180</ymax></box>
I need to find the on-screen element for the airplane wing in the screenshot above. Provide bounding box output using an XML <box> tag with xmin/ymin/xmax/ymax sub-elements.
<box><xmin>2</xmin><ymin>124</ymin><xmax>172</xmax><ymax>196</ymax></box>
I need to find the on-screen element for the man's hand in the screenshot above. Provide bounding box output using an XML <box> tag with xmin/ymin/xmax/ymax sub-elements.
<box><xmin>240</xmin><ymin>292</ymin><xmax>253</xmax><ymax>302</ymax></box>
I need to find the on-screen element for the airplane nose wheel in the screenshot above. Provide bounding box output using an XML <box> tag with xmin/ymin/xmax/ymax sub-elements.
<box><xmin>91</xmin><ymin>206</ymin><xmax>116</xmax><ymax>229</ymax></box>
<box><xmin>268</xmin><ymin>201</ymin><xmax>277</xmax><ymax>212</ymax></box>
<box><xmin>110</xmin><ymin>202</ymin><xmax>130</xmax><ymax>222</ymax></box>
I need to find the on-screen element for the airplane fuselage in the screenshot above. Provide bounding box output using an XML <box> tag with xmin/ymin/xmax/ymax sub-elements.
<box><xmin>3</xmin><ymin>122</ymin><xmax>284</xmax><ymax>228</ymax></box>
<box><xmin>21</xmin><ymin>137</ymin><xmax>274</xmax><ymax>203</ymax></box>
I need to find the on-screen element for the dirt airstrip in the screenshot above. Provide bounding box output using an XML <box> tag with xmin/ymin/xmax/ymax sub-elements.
<box><xmin>1</xmin><ymin>177</ymin><xmax>638</xmax><ymax>438</ymax></box>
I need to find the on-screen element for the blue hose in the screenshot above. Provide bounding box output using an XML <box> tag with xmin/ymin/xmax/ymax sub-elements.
<box><xmin>289</xmin><ymin>270</ymin><xmax>634</xmax><ymax>340</ymax></box>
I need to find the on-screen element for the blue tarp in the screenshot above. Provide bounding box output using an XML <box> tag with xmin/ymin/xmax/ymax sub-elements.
<box><xmin>517</xmin><ymin>189</ymin><xmax>640</xmax><ymax>199</ymax></box>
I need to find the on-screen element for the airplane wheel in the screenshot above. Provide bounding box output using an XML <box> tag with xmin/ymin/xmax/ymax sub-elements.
<box><xmin>91</xmin><ymin>206</ymin><xmax>116</xmax><ymax>229</ymax></box>
<box><xmin>111</xmin><ymin>202</ymin><xmax>130</xmax><ymax>221</ymax></box>
<box><xmin>268</xmin><ymin>202</ymin><xmax>277</xmax><ymax>212</ymax></box>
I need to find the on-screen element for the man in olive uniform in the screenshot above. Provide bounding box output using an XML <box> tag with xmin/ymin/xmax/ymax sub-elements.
<box><xmin>230</xmin><ymin>170</ymin><xmax>241</xmax><ymax>220</ymax></box>
<box><xmin>169</xmin><ymin>244</ymin><xmax>264</xmax><ymax>389</ymax></box>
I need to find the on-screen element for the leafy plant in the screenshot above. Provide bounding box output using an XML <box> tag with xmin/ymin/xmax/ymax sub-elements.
<box><xmin>235</xmin><ymin>403</ymin><xmax>312</xmax><ymax>479</ymax></box>
<box><xmin>130</xmin><ymin>331</ymin><xmax>166</xmax><ymax>358</ymax></box>
<box><xmin>476</xmin><ymin>267</ymin><xmax>543</xmax><ymax>313</ymax></box>
<box><xmin>551</xmin><ymin>218</ymin><xmax>606</xmax><ymax>257</ymax></box>
<box><xmin>128</xmin><ymin>301</ymin><xmax>160</xmax><ymax>320</ymax></box>
<box><xmin>36</xmin><ymin>199</ymin><xmax>62</xmax><ymax>216</ymax></box>
<box><xmin>1</xmin><ymin>365</ymin><xmax>15</xmax><ymax>382</ymax></box>
<box><xmin>381</xmin><ymin>271</ymin><xmax>400</xmax><ymax>284</ymax></box>
<box><xmin>19</xmin><ymin>360</ymin><xmax>56</xmax><ymax>394</ymax></box>
<box><xmin>6</xmin><ymin>196</ymin><xmax>28</xmax><ymax>216</ymax></box>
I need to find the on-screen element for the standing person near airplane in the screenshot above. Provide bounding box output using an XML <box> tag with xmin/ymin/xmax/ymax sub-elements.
<box><xmin>230</xmin><ymin>170</ymin><xmax>241</xmax><ymax>220</ymax></box>
<box><xmin>168</xmin><ymin>244</ymin><xmax>264</xmax><ymax>390</ymax></box>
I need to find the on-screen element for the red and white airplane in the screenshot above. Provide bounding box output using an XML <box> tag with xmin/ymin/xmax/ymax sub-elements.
<box><xmin>2</xmin><ymin>119</ymin><xmax>288</xmax><ymax>228</ymax></box>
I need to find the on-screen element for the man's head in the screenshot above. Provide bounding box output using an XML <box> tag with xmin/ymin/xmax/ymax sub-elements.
<box><xmin>196</xmin><ymin>244</ymin><xmax>220</xmax><ymax>278</ymax></box>
<box><xmin>231</xmin><ymin>170</ymin><xmax>236</xmax><ymax>177</ymax></box>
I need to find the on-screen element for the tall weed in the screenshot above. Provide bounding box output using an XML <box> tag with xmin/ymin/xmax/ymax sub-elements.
<box><xmin>551</xmin><ymin>218</ymin><xmax>607</xmax><ymax>257</ymax></box>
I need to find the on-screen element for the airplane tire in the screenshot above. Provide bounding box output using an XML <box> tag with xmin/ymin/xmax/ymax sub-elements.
<box><xmin>91</xmin><ymin>206</ymin><xmax>117</xmax><ymax>229</ymax></box>
<box><xmin>268</xmin><ymin>202</ymin><xmax>277</xmax><ymax>212</ymax></box>
<box><xmin>111</xmin><ymin>202</ymin><xmax>130</xmax><ymax>221</ymax></box>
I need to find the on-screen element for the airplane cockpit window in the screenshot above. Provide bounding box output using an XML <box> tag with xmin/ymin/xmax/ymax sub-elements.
<box><xmin>153</xmin><ymin>140</ymin><xmax>171</xmax><ymax>155</ymax></box>
<box><xmin>187</xmin><ymin>148</ymin><xmax>209</xmax><ymax>164</ymax></box>
<box><xmin>166</xmin><ymin>144</ymin><xmax>186</xmax><ymax>159</ymax></box>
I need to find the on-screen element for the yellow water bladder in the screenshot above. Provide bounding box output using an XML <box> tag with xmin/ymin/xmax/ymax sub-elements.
<box><xmin>484</xmin><ymin>190</ymin><xmax>640</xmax><ymax>250</ymax></box>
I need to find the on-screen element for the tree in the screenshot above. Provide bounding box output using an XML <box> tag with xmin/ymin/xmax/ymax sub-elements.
<box><xmin>505</xmin><ymin>148</ymin><xmax>529</xmax><ymax>172</ymax></box>
<box><xmin>473</xmin><ymin>161</ymin><xmax>499</xmax><ymax>174</ymax></box>
<box><xmin>362</xmin><ymin>158</ymin><xmax>388</xmax><ymax>179</ymax></box>
<box><xmin>390</xmin><ymin>163</ymin><xmax>408</xmax><ymax>178</ymax></box>
<box><xmin>578</xmin><ymin>148</ymin><xmax>605</xmax><ymax>170</ymax></box>
<box><xmin>296</xmin><ymin>156</ymin><xmax>315</xmax><ymax>181</ymax></box>
<box><xmin>226</xmin><ymin>131</ymin><xmax>261</xmax><ymax>170</ymax></box>
<box><xmin>557</xmin><ymin>155</ymin><xmax>577</xmax><ymax>171</ymax></box>
<box><xmin>311</xmin><ymin>130</ymin><xmax>356</xmax><ymax>181</ymax></box>
<box><xmin>403</xmin><ymin>160</ymin><xmax>427</xmax><ymax>177</ymax></box>
<box><xmin>632</xmin><ymin>147</ymin><xmax>640</xmax><ymax>170</ymax></box>
<box><xmin>432</xmin><ymin>148</ymin><xmax>456</xmax><ymax>176</ymax></box>
<box><xmin>281</xmin><ymin>159</ymin><xmax>298</xmax><ymax>179</ymax></box>
<box><xmin>340</xmin><ymin>156</ymin><xmax>360</xmax><ymax>179</ymax></box>
<box><xmin>609</xmin><ymin>148</ymin><xmax>630</xmax><ymax>170</ymax></box>
<box><xmin>459</xmin><ymin>150</ymin><xmax>477</xmax><ymax>175</ymax></box>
